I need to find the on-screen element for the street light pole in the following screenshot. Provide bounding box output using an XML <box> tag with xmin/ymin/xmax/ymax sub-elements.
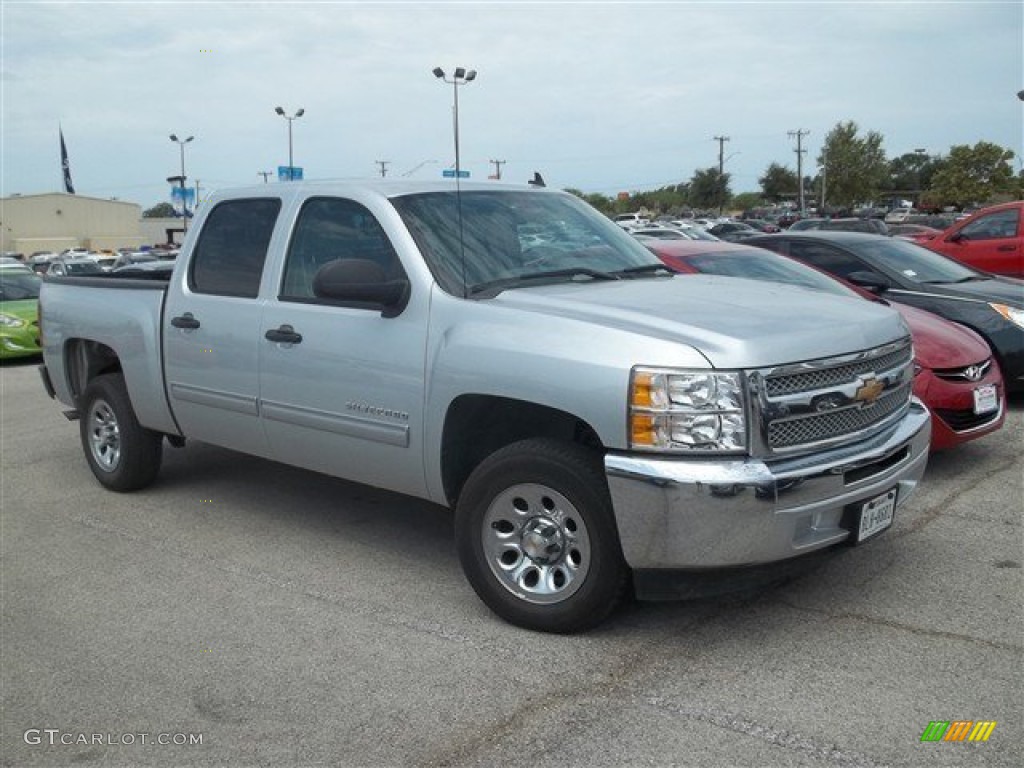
<box><xmin>169</xmin><ymin>133</ymin><xmax>194</xmax><ymax>232</ymax></box>
<box><xmin>432</xmin><ymin>67</ymin><xmax>476</xmax><ymax>178</ymax></box>
<box><xmin>274</xmin><ymin>106</ymin><xmax>304</xmax><ymax>180</ymax></box>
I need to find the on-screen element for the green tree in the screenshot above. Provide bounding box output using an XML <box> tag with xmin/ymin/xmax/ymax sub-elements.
<box><xmin>818</xmin><ymin>121</ymin><xmax>888</xmax><ymax>208</ymax></box>
<box><xmin>143</xmin><ymin>202</ymin><xmax>176</xmax><ymax>218</ymax></box>
<box><xmin>927</xmin><ymin>142</ymin><xmax>1017</xmax><ymax>208</ymax></box>
<box><xmin>758</xmin><ymin>163</ymin><xmax>798</xmax><ymax>203</ymax></box>
<box><xmin>731</xmin><ymin>192</ymin><xmax>765</xmax><ymax>213</ymax></box>
<box><xmin>689</xmin><ymin>167</ymin><xmax>731</xmax><ymax>211</ymax></box>
<box><xmin>884</xmin><ymin>152</ymin><xmax>935</xmax><ymax>196</ymax></box>
<box><xmin>564</xmin><ymin>188</ymin><xmax>615</xmax><ymax>215</ymax></box>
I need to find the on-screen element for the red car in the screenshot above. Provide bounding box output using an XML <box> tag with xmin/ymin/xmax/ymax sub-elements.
<box><xmin>917</xmin><ymin>200</ymin><xmax>1024</xmax><ymax>278</ymax></box>
<box><xmin>644</xmin><ymin>240</ymin><xmax>1005</xmax><ymax>451</ymax></box>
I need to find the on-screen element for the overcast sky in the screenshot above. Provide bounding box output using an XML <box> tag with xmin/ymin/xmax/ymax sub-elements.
<box><xmin>2</xmin><ymin>0</ymin><xmax>1021</xmax><ymax>208</ymax></box>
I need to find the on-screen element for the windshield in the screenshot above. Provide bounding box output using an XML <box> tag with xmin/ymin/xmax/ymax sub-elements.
<box><xmin>857</xmin><ymin>237</ymin><xmax>981</xmax><ymax>283</ymax></box>
<box><xmin>0</xmin><ymin>270</ymin><xmax>42</xmax><ymax>300</ymax></box>
<box><xmin>684</xmin><ymin>250</ymin><xmax>856</xmax><ymax>298</ymax></box>
<box><xmin>392</xmin><ymin>190</ymin><xmax>661</xmax><ymax>296</ymax></box>
<box><xmin>62</xmin><ymin>261</ymin><xmax>103</xmax><ymax>275</ymax></box>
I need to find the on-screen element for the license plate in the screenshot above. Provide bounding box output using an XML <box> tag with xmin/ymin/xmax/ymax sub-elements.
<box><xmin>973</xmin><ymin>384</ymin><xmax>998</xmax><ymax>415</ymax></box>
<box><xmin>857</xmin><ymin>488</ymin><xmax>897</xmax><ymax>542</ymax></box>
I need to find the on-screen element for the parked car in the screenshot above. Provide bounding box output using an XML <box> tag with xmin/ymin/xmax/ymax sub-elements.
<box><xmin>789</xmin><ymin>218</ymin><xmax>890</xmax><ymax>235</ymax></box>
<box><xmin>642</xmin><ymin>239</ymin><xmax>1005</xmax><ymax>450</ymax></box>
<box><xmin>787</xmin><ymin>218</ymin><xmax>827</xmax><ymax>232</ymax></box>
<box><xmin>613</xmin><ymin>212</ymin><xmax>649</xmax><ymax>229</ymax></box>
<box><xmin>46</xmin><ymin>258</ymin><xmax>104</xmax><ymax>277</ymax></box>
<box><xmin>707</xmin><ymin>221</ymin><xmax>759</xmax><ymax>242</ymax></box>
<box><xmin>888</xmin><ymin>224</ymin><xmax>943</xmax><ymax>241</ymax></box>
<box><xmin>916</xmin><ymin>200</ymin><xmax>1023</xmax><ymax>278</ymax></box>
<box><xmin>884</xmin><ymin>207</ymin><xmax>916</xmax><ymax>224</ymax></box>
<box><xmin>111</xmin><ymin>252</ymin><xmax>159</xmax><ymax>270</ymax></box>
<box><xmin>627</xmin><ymin>226</ymin><xmax>693</xmax><ymax>241</ymax></box>
<box><xmin>745</xmin><ymin>231</ymin><xmax>1024</xmax><ymax>392</ymax></box>
<box><xmin>742</xmin><ymin>218</ymin><xmax>782</xmax><ymax>233</ymax></box>
<box><xmin>0</xmin><ymin>265</ymin><xmax>42</xmax><ymax>359</ymax></box>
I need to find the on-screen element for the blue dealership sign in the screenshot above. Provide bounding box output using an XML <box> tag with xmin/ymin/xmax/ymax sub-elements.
<box><xmin>442</xmin><ymin>169</ymin><xmax>470</xmax><ymax>178</ymax></box>
<box><xmin>278</xmin><ymin>166</ymin><xmax>304</xmax><ymax>181</ymax></box>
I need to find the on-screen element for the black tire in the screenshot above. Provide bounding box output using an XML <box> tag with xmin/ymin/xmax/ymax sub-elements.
<box><xmin>79</xmin><ymin>373</ymin><xmax>163</xmax><ymax>492</ymax></box>
<box><xmin>455</xmin><ymin>438</ymin><xmax>629</xmax><ymax>633</ymax></box>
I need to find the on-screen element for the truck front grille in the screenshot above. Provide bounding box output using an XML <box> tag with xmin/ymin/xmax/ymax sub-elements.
<box><xmin>767</xmin><ymin>382</ymin><xmax>912</xmax><ymax>448</ymax></box>
<box><xmin>765</xmin><ymin>345</ymin><xmax>911</xmax><ymax>397</ymax></box>
<box><xmin>751</xmin><ymin>339</ymin><xmax>914</xmax><ymax>456</ymax></box>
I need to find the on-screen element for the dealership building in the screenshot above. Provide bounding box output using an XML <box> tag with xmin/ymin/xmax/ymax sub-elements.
<box><xmin>0</xmin><ymin>192</ymin><xmax>183</xmax><ymax>255</ymax></box>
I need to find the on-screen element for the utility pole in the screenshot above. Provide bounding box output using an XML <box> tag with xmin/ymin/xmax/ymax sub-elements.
<box><xmin>713</xmin><ymin>136</ymin><xmax>730</xmax><ymax>214</ymax></box>
<box><xmin>258</xmin><ymin>171</ymin><xmax>272</xmax><ymax>184</ymax></box>
<box><xmin>194</xmin><ymin>179</ymin><xmax>201</xmax><ymax>211</ymax></box>
<box><xmin>375</xmin><ymin>160</ymin><xmax>390</xmax><ymax>178</ymax></box>
<box><xmin>819</xmin><ymin>146</ymin><xmax>827</xmax><ymax>213</ymax></box>
<box><xmin>788</xmin><ymin>129</ymin><xmax>810</xmax><ymax>215</ymax></box>
<box><xmin>489</xmin><ymin>159</ymin><xmax>505</xmax><ymax>180</ymax></box>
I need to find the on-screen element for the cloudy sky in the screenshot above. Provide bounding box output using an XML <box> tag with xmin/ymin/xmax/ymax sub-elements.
<box><xmin>2</xmin><ymin>0</ymin><xmax>1021</xmax><ymax>208</ymax></box>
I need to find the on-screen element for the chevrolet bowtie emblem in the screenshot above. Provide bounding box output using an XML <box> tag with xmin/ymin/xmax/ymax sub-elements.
<box><xmin>854</xmin><ymin>376</ymin><xmax>885</xmax><ymax>404</ymax></box>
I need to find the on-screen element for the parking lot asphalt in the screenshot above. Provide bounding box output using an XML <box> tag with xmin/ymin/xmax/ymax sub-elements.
<box><xmin>2</xmin><ymin>358</ymin><xmax>1021</xmax><ymax>768</ymax></box>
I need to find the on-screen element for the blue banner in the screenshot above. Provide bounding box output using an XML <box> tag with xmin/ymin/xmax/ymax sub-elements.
<box><xmin>170</xmin><ymin>186</ymin><xmax>196</xmax><ymax>217</ymax></box>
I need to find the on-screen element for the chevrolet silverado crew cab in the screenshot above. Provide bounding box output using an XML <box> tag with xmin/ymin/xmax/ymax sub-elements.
<box><xmin>39</xmin><ymin>180</ymin><xmax>931</xmax><ymax>632</ymax></box>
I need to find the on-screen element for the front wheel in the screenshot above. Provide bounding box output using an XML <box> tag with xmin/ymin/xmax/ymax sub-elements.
<box><xmin>455</xmin><ymin>439</ymin><xmax>629</xmax><ymax>633</ymax></box>
<box><xmin>79</xmin><ymin>373</ymin><xmax>163</xmax><ymax>492</ymax></box>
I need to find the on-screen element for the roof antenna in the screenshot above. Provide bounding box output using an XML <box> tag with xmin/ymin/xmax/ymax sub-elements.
<box><xmin>528</xmin><ymin>172</ymin><xmax>546</xmax><ymax>188</ymax></box>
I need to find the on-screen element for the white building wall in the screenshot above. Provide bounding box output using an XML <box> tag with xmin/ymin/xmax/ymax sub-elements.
<box><xmin>1</xmin><ymin>192</ymin><xmax>144</xmax><ymax>254</ymax></box>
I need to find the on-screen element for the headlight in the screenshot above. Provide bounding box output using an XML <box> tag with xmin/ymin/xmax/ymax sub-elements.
<box><xmin>990</xmin><ymin>303</ymin><xmax>1024</xmax><ymax>329</ymax></box>
<box><xmin>629</xmin><ymin>368</ymin><xmax>747</xmax><ymax>453</ymax></box>
<box><xmin>0</xmin><ymin>313</ymin><xmax>26</xmax><ymax>328</ymax></box>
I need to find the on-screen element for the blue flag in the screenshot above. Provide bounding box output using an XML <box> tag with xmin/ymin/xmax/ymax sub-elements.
<box><xmin>60</xmin><ymin>127</ymin><xmax>75</xmax><ymax>194</ymax></box>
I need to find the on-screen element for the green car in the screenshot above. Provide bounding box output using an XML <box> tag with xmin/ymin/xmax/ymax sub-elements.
<box><xmin>0</xmin><ymin>267</ymin><xmax>42</xmax><ymax>359</ymax></box>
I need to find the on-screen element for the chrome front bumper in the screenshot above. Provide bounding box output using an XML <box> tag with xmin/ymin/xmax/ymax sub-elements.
<box><xmin>604</xmin><ymin>399</ymin><xmax>931</xmax><ymax>570</ymax></box>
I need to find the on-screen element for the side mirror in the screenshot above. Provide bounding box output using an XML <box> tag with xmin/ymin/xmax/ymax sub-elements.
<box><xmin>846</xmin><ymin>271</ymin><xmax>891</xmax><ymax>294</ymax></box>
<box><xmin>312</xmin><ymin>259</ymin><xmax>410</xmax><ymax>318</ymax></box>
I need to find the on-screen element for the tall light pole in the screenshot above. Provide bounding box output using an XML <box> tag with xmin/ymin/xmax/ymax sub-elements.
<box><xmin>432</xmin><ymin>67</ymin><xmax>476</xmax><ymax>178</ymax></box>
<box><xmin>169</xmin><ymin>133</ymin><xmax>193</xmax><ymax>231</ymax></box>
<box><xmin>275</xmin><ymin>106</ymin><xmax>304</xmax><ymax>180</ymax></box>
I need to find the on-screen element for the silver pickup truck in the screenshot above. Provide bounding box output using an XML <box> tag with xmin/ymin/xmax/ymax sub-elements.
<box><xmin>39</xmin><ymin>180</ymin><xmax>931</xmax><ymax>632</ymax></box>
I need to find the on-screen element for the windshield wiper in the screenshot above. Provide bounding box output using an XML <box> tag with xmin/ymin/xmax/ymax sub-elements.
<box><xmin>469</xmin><ymin>268</ymin><xmax>619</xmax><ymax>297</ymax></box>
<box><xmin>613</xmin><ymin>264</ymin><xmax>676</xmax><ymax>278</ymax></box>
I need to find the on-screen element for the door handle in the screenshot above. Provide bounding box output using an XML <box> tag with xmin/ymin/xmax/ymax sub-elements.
<box><xmin>265</xmin><ymin>325</ymin><xmax>303</xmax><ymax>344</ymax></box>
<box><xmin>171</xmin><ymin>313</ymin><xmax>200</xmax><ymax>329</ymax></box>
<box><xmin>996</xmin><ymin>245</ymin><xmax>1017</xmax><ymax>252</ymax></box>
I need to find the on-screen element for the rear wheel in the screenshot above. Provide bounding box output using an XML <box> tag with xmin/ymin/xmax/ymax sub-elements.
<box><xmin>455</xmin><ymin>439</ymin><xmax>628</xmax><ymax>633</ymax></box>
<box><xmin>79</xmin><ymin>373</ymin><xmax>163</xmax><ymax>492</ymax></box>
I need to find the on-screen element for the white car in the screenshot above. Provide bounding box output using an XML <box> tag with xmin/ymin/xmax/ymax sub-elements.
<box><xmin>613</xmin><ymin>213</ymin><xmax>649</xmax><ymax>229</ymax></box>
<box><xmin>884</xmin><ymin>207</ymin><xmax>915</xmax><ymax>224</ymax></box>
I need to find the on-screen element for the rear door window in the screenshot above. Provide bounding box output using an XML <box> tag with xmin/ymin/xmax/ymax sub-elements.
<box><xmin>190</xmin><ymin>198</ymin><xmax>281</xmax><ymax>297</ymax></box>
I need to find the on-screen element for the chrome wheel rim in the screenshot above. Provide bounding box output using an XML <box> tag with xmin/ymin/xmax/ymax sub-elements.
<box><xmin>87</xmin><ymin>399</ymin><xmax>121</xmax><ymax>472</ymax></box>
<box><xmin>482</xmin><ymin>483</ymin><xmax>591</xmax><ymax>605</ymax></box>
